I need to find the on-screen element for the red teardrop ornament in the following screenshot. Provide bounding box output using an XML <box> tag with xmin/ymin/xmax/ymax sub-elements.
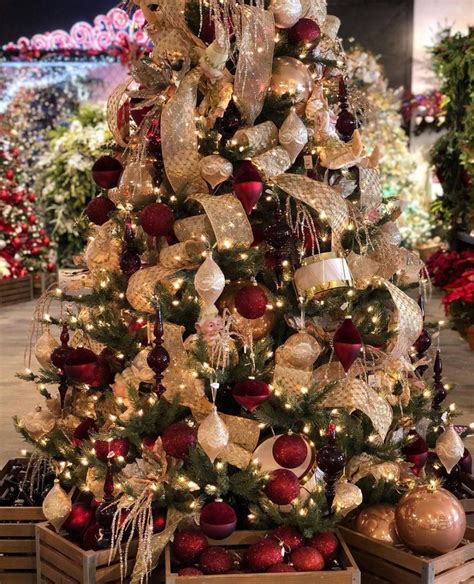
<box><xmin>333</xmin><ymin>317</ymin><xmax>363</xmax><ymax>372</ymax></box>
<box><xmin>234</xmin><ymin>161</ymin><xmax>264</xmax><ymax>215</ymax></box>
<box><xmin>232</xmin><ymin>379</ymin><xmax>270</xmax><ymax>412</ymax></box>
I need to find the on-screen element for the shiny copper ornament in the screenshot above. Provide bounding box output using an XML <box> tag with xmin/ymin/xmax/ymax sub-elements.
<box><xmin>356</xmin><ymin>504</ymin><xmax>399</xmax><ymax>545</ymax></box>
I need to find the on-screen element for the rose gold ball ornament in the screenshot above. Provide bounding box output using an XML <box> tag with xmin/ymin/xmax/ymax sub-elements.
<box><xmin>356</xmin><ymin>504</ymin><xmax>400</xmax><ymax>545</ymax></box>
<box><xmin>270</xmin><ymin>57</ymin><xmax>314</xmax><ymax>113</ymax></box>
<box><xmin>270</xmin><ymin>0</ymin><xmax>303</xmax><ymax>28</ymax></box>
<box><xmin>395</xmin><ymin>486</ymin><xmax>466</xmax><ymax>555</ymax></box>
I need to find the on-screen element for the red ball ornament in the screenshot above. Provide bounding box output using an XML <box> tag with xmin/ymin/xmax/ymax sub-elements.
<box><xmin>245</xmin><ymin>538</ymin><xmax>283</xmax><ymax>572</ymax></box>
<box><xmin>5</xmin><ymin>169</ymin><xmax>14</xmax><ymax>180</ymax></box>
<box><xmin>172</xmin><ymin>528</ymin><xmax>208</xmax><ymax>563</ymax></box>
<box><xmin>291</xmin><ymin>546</ymin><xmax>325</xmax><ymax>572</ymax></box>
<box><xmin>63</xmin><ymin>503</ymin><xmax>93</xmax><ymax>539</ymax></box>
<box><xmin>92</xmin><ymin>155</ymin><xmax>123</xmax><ymax>189</ymax></box>
<box><xmin>401</xmin><ymin>431</ymin><xmax>429</xmax><ymax>476</ymax></box>
<box><xmin>86</xmin><ymin>196</ymin><xmax>116</xmax><ymax>226</ymax></box>
<box><xmin>271</xmin><ymin>526</ymin><xmax>304</xmax><ymax>552</ymax></box>
<box><xmin>72</xmin><ymin>418</ymin><xmax>98</xmax><ymax>448</ymax></box>
<box><xmin>234</xmin><ymin>284</ymin><xmax>268</xmax><ymax>320</ymax></box>
<box><xmin>272</xmin><ymin>434</ymin><xmax>308</xmax><ymax>469</ymax></box>
<box><xmin>267</xmin><ymin>563</ymin><xmax>296</xmax><ymax>572</ymax></box>
<box><xmin>199</xmin><ymin>546</ymin><xmax>233</xmax><ymax>574</ymax></box>
<box><xmin>200</xmin><ymin>501</ymin><xmax>237</xmax><ymax>540</ymax></box>
<box><xmin>234</xmin><ymin>161</ymin><xmax>264</xmax><ymax>215</ymax></box>
<box><xmin>265</xmin><ymin>469</ymin><xmax>300</xmax><ymax>505</ymax></box>
<box><xmin>178</xmin><ymin>567</ymin><xmax>204</xmax><ymax>576</ymax></box>
<box><xmin>333</xmin><ymin>317</ymin><xmax>363</xmax><ymax>372</ymax></box>
<box><xmin>307</xmin><ymin>532</ymin><xmax>339</xmax><ymax>562</ymax></box>
<box><xmin>28</xmin><ymin>192</ymin><xmax>36</xmax><ymax>202</ymax></box>
<box><xmin>64</xmin><ymin>348</ymin><xmax>112</xmax><ymax>388</ymax></box>
<box><xmin>140</xmin><ymin>202</ymin><xmax>175</xmax><ymax>237</ymax></box>
<box><xmin>232</xmin><ymin>379</ymin><xmax>270</xmax><ymax>412</ymax></box>
<box><xmin>152</xmin><ymin>508</ymin><xmax>167</xmax><ymax>533</ymax></box>
<box><xmin>82</xmin><ymin>522</ymin><xmax>101</xmax><ymax>551</ymax></box>
<box><xmin>162</xmin><ymin>422</ymin><xmax>197</xmax><ymax>459</ymax></box>
<box><xmin>288</xmin><ymin>18</ymin><xmax>321</xmax><ymax>47</ymax></box>
<box><xmin>28</xmin><ymin>214</ymin><xmax>37</xmax><ymax>225</ymax></box>
<box><xmin>94</xmin><ymin>437</ymin><xmax>130</xmax><ymax>462</ymax></box>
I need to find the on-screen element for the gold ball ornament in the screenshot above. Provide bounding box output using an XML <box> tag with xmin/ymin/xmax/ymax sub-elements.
<box><xmin>199</xmin><ymin>155</ymin><xmax>233</xmax><ymax>189</ymax></box>
<box><xmin>395</xmin><ymin>486</ymin><xmax>466</xmax><ymax>555</ymax></box>
<box><xmin>270</xmin><ymin>0</ymin><xmax>303</xmax><ymax>28</ymax></box>
<box><xmin>276</xmin><ymin>331</ymin><xmax>321</xmax><ymax>370</ymax></box>
<box><xmin>356</xmin><ymin>504</ymin><xmax>400</xmax><ymax>545</ymax></box>
<box><xmin>269</xmin><ymin>57</ymin><xmax>314</xmax><ymax>113</ymax></box>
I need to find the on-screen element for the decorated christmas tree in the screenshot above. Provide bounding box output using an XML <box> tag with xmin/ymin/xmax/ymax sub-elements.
<box><xmin>16</xmin><ymin>1</ymin><xmax>470</xmax><ymax>581</ymax></box>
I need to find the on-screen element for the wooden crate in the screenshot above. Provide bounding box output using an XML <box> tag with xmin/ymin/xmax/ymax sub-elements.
<box><xmin>0</xmin><ymin>275</ymin><xmax>33</xmax><ymax>306</ymax></box>
<box><xmin>33</xmin><ymin>271</ymin><xmax>58</xmax><ymax>298</ymax></box>
<box><xmin>339</xmin><ymin>525</ymin><xmax>474</xmax><ymax>584</ymax></box>
<box><xmin>461</xmin><ymin>473</ymin><xmax>474</xmax><ymax>528</ymax></box>
<box><xmin>165</xmin><ymin>530</ymin><xmax>360</xmax><ymax>584</ymax></box>
<box><xmin>36</xmin><ymin>522</ymin><xmax>139</xmax><ymax>583</ymax></box>
<box><xmin>0</xmin><ymin>459</ymin><xmax>46</xmax><ymax>584</ymax></box>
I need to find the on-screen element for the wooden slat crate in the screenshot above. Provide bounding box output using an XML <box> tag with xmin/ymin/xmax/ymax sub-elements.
<box><xmin>33</xmin><ymin>271</ymin><xmax>58</xmax><ymax>298</ymax></box>
<box><xmin>0</xmin><ymin>459</ymin><xmax>46</xmax><ymax>584</ymax></box>
<box><xmin>339</xmin><ymin>525</ymin><xmax>474</xmax><ymax>584</ymax></box>
<box><xmin>461</xmin><ymin>473</ymin><xmax>474</xmax><ymax>528</ymax></box>
<box><xmin>165</xmin><ymin>530</ymin><xmax>360</xmax><ymax>584</ymax></box>
<box><xmin>0</xmin><ymin>275</ymin><xmax>33</xmax><ymax>306</ymax></box>
<box><xmin>36</xmin><ymin>522</ymin><xmax>139</xmax><ymax>583</ymax></box>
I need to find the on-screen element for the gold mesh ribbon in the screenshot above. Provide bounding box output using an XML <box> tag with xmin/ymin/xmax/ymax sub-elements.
<box><xmin>322</xmin><ymin>378</ymin><xmax>392</xmax><ymax>440</ymax></box>
<box><xmin>384</xmin><ymin>280</ymin><xmax>423</xmax><ymax>360</ymax></box>
<box><xmin>346</xmin><ymin>454</ymin><xmax>402</xmax><ymax>484</ymax></box>
<box><xmin>161</xmin><ymin>68</ymin><xmax>208</xmax><ymax>197</ymax></box>
<box><xmin>234</xmin><ymin>6</ymin><xmax>275</xmax><ymax>125</ymax></box>
<box><xmin>273</xmin><ymin>364</ymin><xmax>313</xmax><ymax>398</ymax></box>
<box><xmin>173</xmin><ymin>215</ymin><xmax>215</xmax><ymax>244</ymax></box>
<box><xmin>359</xmin><ymin>166</ymin><xmax>382</xmax><ymax>213</ymax></box>
<box><xmin>253</xmin><ymin>147</ymin><xmax>293</xmax><ymax>181</ymax></box>
<box><xmin>273</xmin><ymin>174</ymin><xmax>349</xmax><ymax>250</ymax></box>
<box><xmin>233</xmin><ymin>121</ymin><xmax>279</xmax><ymax>155</ymax></box>
<box><xmin>346</xmin><ymin>252</ymin><xmax>380</xmax><ymax>289</ymax></box>
<box><xmin>159</xmin><ymin>241</ymin><xmax>205</xmax><ymax>271</ymax></box>
<box><xmin>126</xmin><ymin>266</ymin><xmax>178</xmax><ymax>313</ymax></box>
<box><xmin>107</xmin><ymin>78</ymin><xmax>131</xmax><ymax>148</ymax></box>
<box><xmin>190</xmin><ymin>193</ymin><xmax>254</xmax><ymax>251</ymax></box>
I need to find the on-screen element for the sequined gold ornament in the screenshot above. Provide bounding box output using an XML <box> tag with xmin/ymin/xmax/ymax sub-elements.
<box><xmin>198</xmin><ymin>406</ymin><xmax>230</xmax><ymax>463</ymax></box>
<box><xmin>269</xmin><ymin>57</ymin><xmax>314</xmax><ymax>113</ymax></box>
<box><xmin>356</xmin><ymin>504</ymin><xmax>399</xmax><ymax>544</ymax></box>
<box><xmin>20</xmin><ymin>406</ymin><xmax>56</xmax><ymax>440</ymax></box>
<box><xmin>395</xmin><ymin>486</ymin><xmax>466</xmax><ymax>555</ymax></box>
<box><xmin>34</xmin><ymin>330</ymin><xmax>58</xmax><ymax>369</ymax></box>
<box><xmin>279</xmin><ymin>110</ymin><xmax>308</xmax><ymax>163</ymax></box>
<box><xmin>332</xmin><ymin>481</ymin><xmax>363</xmax><ymax>517</ymax></box>
<box><xmin>276</xmin><ymin>331</ymin><xmax>321</xmax><ymax>370</ymax></box>
<box><xmin>270</xmin><ymin>0</ymin><xmax>303</xmax><ymax>28</ymax></box>
<box><xmin>194</xmin><ymin>253</ymin><xmax>226</xmax><ymax>313</ymax></box>
<box><xmin>435</xmin><ymin>424</ymin><xmax>464</xmax><ymax>474</ymax></box>
<box><xmin>199</xmin><ymin>155</ymin><xmax>233</xmax><ymax>189</ymax></box>
<box><xmin>43</xmin><ymin>479</ymin><xmax>72</xmax><ymax>532</ymax></box>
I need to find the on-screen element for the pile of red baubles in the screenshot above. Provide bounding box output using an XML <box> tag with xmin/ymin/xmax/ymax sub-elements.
<box><xmin>171</xmin><ymin>526</ymin><xmax>340</xmax><ymax>576</ymax></box>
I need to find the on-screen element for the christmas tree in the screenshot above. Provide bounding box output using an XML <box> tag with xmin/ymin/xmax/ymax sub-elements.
<box><xmin>16</xmin><ymin>1</ymin><xmax>470</xmax><ymax>580</ymax></box>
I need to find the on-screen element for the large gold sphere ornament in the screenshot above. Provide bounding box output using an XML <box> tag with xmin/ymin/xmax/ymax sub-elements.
<box><xmin>356</xmin><ymin>504</ymin><xmax>400</xmax><ymax>545</ymax></box>
<box><xmin>217</xmin><ymin>282</ymin><xmax>276</xmax><ymax>342</ymax></box>
<box><xmin>395</xmin><ymin>486</ymin><xmax>466</xmax><ymax>555</ymax></box>
<box><xmin>269</xmin><ymin>57</ymin><xmax>314</xmax><ymax>113</ymax></box>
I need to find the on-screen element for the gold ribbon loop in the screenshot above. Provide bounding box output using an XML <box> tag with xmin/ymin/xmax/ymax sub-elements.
<box><xmin>384</xmin><ymin>280</ymin><xmax>423</xmax><ymax>359</ymax></box>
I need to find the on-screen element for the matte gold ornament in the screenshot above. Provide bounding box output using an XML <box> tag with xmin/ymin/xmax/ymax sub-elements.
<box><xmin>199</xmin><ymin>155</ymin><xmax>233</xmax><ymax>189</ymax></box>
<box><xmin>356</xmin><ymin>504</ymin><xmax>399</xmax><ymax>544</ymax></box>
<box><xmin>435</xmin><ymin>424</ymin><xmax>464</xmax><ymax>474</ymax></box>
<box><xmin>42</xmin><ymin>479</ymin><xmax>72</xmax><ymax>533</ymax></box>
<box><xmin>333</xmin><ymin>481</ymin><xmax>363</xmax><ymax>517</ymax></box>
<box><xmin>279</xmin><ymin>110</ymin><xmax>308</xmax><ymax>163</ymax></box>
<box><xmin>276</xmin><ymin>331</ymin><xmax>321</xmax><ymax>370</ymax></box>
<box><xmin>270</xmin><ymin>57</ymin><xmax>314</xmax><ymax>112</ymax></box>
<box><xmin>35</xmin><ymin>330</ymin><xmax>58</xmax><ymax>369</ymax></box>
<box><xmin>270</xmin><ymin>0</ymin><xmax>303</xmax><ymax>28</ymax></box>
<box><xmin>395</xmin><ymin>486</ymin><xmax>466</xmax><ymax>555</ymax></box>
<box><xmin>194</xmin><ymin>253</ymin><xmax>226</xmax><ymax>313</ymax></box>
<box><xmin>198</xmin><ymin>406</ymin><xmax>230</xmax><ymax>463</ymax></box>
<box><xmin>20</xmin><ymin>406</ymin><xmax>56</xmax><ymax>440</ymax></box>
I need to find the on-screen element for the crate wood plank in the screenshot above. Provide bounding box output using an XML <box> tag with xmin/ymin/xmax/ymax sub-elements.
<box><xmin>432</xmin><ymin>537</ymin><xmax>474</xmax><ymax>574</ymax></box>
<box><xmin>0</xmin><ymin>507</ymin><xmax>45</xmax><ymax>521</ymax></box>
<box><xmin>95</xmin><ymin>539</ymin><xmax>139</xmax><ymax>567</ymax></box>
<box><xmin>0</xmin><ymin>556</ymin><xmax>36</xmax><ymax>570</ymax></box>
<box><xmin>96</xmin><ymin>559</ymin><xmax>136</xmax><ymax>583</ymax></box>
<box><xmin>0</xmin><ymin>539</ymin><xmax>36</xmax><ymax>553</ymax></box>
<box><xmin>38</xmin><ymin>526</ymin><xmax>86</xmax><ymax>563</ymax></box>
<box><xmin>39</xmin><ymin>561</ymin><xmax>79</xmax><ymax>584</ymax></box>
<box><xmin>350</xmin><ymin>548</ymin><xmax>420</xmax><ymax>584</ymax></box>
<box><xmin>435</xmin><ymin>560</ymin><xmax>474</xmax><ymax>584</ymax></box>
<box><xmin>0</xmin><ymin>574</ymin><xmax>36</xmax><ymax>584</ymax></box>
<box><xmin>0</xmin><ymin>524</ymin><xmax>37</xmax><ymax>537</ymax></box>
<box><xmin>39</xmin><ymin>544</ymin><xmax>85</xmax><ymax>582</ymax></box>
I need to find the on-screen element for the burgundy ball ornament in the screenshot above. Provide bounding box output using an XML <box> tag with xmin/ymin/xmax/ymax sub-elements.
<box><xmin>178</xmin><ymin>567</ymin><xmax>204</xmax><ymax>576</ymax></box>
<box><xmin>139</xmin><ymin>202</ymin><xmax>175</xmax><ymax>237</ymax></box>
<box><xmin>267</xmin><ymin>563</ymin><xmax>296</xmax><ymax>572</ymax></box>
<box><xmin>172</xmin><ymin>528</ymin><xmax>209</xmax><ymax>563</ymax></box>
<box><xmin>92</xmin><ymin>155</ymin><xmax>123</xmax><ymax>189</ymax></box>
<box><xmin>234</xmin><ymin>284</ymin><xmax>268</xmax><ymax>320</ymax></box>
<box><xmin>199</xmin><ymin>546</ymin><xmax>234</xmax><ymax>575</ymax></box>
<box><xmin>86</xmin><ymin>196</ymin><xmax>116</xmax><ymax>226</ymax></box>
<box><xmin>245</xmin><ymin>538</ymin><xmax>284</xmax><ymax>572</ymax></box>
<box><xmin>287</xmin><ymin>18</ymin><xmax>321</xmax><ymax>47</ymax></box>
<box><xmin>401</xmin><ymin>431</ymin><xmax>429</xmax><ymax>476</ymax></box>
<box><xmin>333</xmin><ymin>317</ymin><xmax>363</xmax><ymax>373</ymax></box>
<box><xmin>200</xmin><ymin>501</ymin><xmax>237</xmax><ymax>539</ymax></box>
<box><xmin>271</xmin><ymin>526</ymin><xmax>304</xmax><ymax>552</ymax></box>
<box><xmin>234</xmin><ymin>161</ymin><xmax>264</xmax><ymax>215</ymax></box>
<box><xmin>94</xmin><ymin>437</ymin><xmax>130</xmax><ymax>462</ymax></box>
<box><xmin>162</xmin><ymin>422</ymin><xmax>197</xmax><ymax>459</ymax></box>
<box><xmin>232</xmin><ymin>379</ymin><xmax>270</xmax><ymax>412</ymax></box>
<box><xmin>82</xmin><ymin>522</ymin><xmax>101</xmax><ymax>551</ymax></box>
<box><xmin>72</xmin><ymin>418</ymin><xmax>98</xmax><ymax>449</ymax></box>
<box><xmin>64</xmin><ymin>348</ymin><xmax>112</xmax><ymax>388</ymax></box>
<box><xmin>291</xmin><ymin>546</ymin><xmax>325</xmax><ymax>572</ymax></box>
<box><xmin>307</xmin><ymin>532</ymin><xmax>339</xmax><ymax>562</ymax></box>
<box><xmin>265</xmin><ymin>469</ymin><xmax>300</xmax><ymax>505</ymax></box>
<box><xmin>63</xmin><ymin>503</ymin><xmax>94</xmax><ymax>539</ymax></box>
<box><xmin>272</xmin><ymin>434</ymin><xmax>308</xmax><ymax>469</ymax></box>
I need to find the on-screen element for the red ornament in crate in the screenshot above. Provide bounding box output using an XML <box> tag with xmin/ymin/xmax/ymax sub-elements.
<box><xmin>63</xmin><ymin>502</ymin><xmax>94</xmax><ymax>539</ymax></box>
<box><xmin>199</xmin><ymin>546</ymin><xmax>234</xmax><ymax>575</ymax></box>
<box><xmin>139</xmin><ymin>202</ymin><xmax>175</xmax><ymax>237</ymax></box>
<box><xmin>333</xmin><ymin>316</ymin><xmax>363</xmax><ymax>372</ymax></box>
<box><xmin>232</xmin><ymin>379</ymin><xmax>270</xmax><ymax>412</ymax></box>
<box><xmin>307</xmin><ymin>531</ymin><xmax>339</xmax><ymax>562</ymax></box>
<box><xmin>268</xmin><ymin>563</ymin><xmax>296</xmax><ymax>572</ymax></box>
<box><xmin>291</xmin><ymin>545</ymin><xmax>325</xmax><ymax>571</ymax></box>
<box><xmin>265</xmin><ymin>469</ymin><xmax>300</xmax><ymax>505</ymax></box>
<box><xmin>245</xmin><ymin>538</ymin><xmax>284</xmax><ymax>572</ymax></box>
<box><xmin>162</xmin><ymin>422</ymin><xmax>197</xmax><ymax>459</ymax></box>
<box><xmin>234</xmin><ymin>284</ymin><xmax>268</xmax><ymax>319</ymax></box>
<box><xmin>200</xmin><ymin>501</ymin><xmax>237</xmax><ymax>539</ymax></box>
<box><xmin>86</xmin><ymin>196</ymin><xmax>116</xmax><ymax>226</ymax></box>
<box><xmin>82</xmin><ymin>521</ymin><xmax>101</xmax><ymax>551</ymax></box>
<box><xmin>92</xmin><ymin>155</ymin><xmax>123</xmax><ymax>189</ymax></box>
<box><xmin>233</xmin><ymin>161</ymin><xmax>264</xmax><ymax>215</ymax></box>
<box><xmin>401</xmin><ymin>431</ymin><xmax>429</xmax><ymax>476</ymax></box>
<box><xmin>178</xmin><ymin>567</ymin><xmax>204</xmax><ymax>576</ymax></box>
<box><xmin>172</xmin><ymin>528</ymin><xmax>208</xmax><ymax>563</ymax></box>
<box><xmin>272</xmin><ymin>433</ymin><xmax>308</xmax><ymax>469</ymax></box>
<box><xmin>271</xmin><ymin>526</ymin><xmax>304</xmax><ymax>552</ymax></box>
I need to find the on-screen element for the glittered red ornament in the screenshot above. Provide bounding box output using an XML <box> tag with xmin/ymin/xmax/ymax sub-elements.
<box><xmin>307</xmin><ymin>532</ymin><xmax>339</xmax><ymax>562</ymax></box>
<box><xmin>172</xmin><ymin>528</ymin><xmax>209</xmax><ymax>563</ymax></box>
<box><xmin>271</xmin><ymin>526</ymin><xmax>304</xmax><ymax>552</ymax></box>
<box><xmin>72</xmin><ymin>418</ymin><xmax>98</xmax><ymax>448</ymax></box>
<box><xmin>92</xmin><ymin>155</ymin><xmax>123</xmax><ymax>189</ymax></box>
<box><xmin>234</xmin><ymin>284</ymin><xmax>268</xmax><ymax>320</ymax></box>
<box><xmin>64</xmin><ymin>348</ymin><xmax>113</xmax><ymax>388</ymax></box>
<box><xmin>291</xmin><ymin>546</ymin><xmax>325</xmax><ymax>571</ymax></box>
<box><xmin>199</xmin><ymin>546</ymin><xmax>233</xmax><ymax>575</ymax></box>
<box><xmin>333</xmin><ymin>317</ymin><xmax>363</xmax><ymax>372</ymax></box>
<box><xmin>232</xmin><ymin>379</ymin><xmax>270</xmax><ymax>412</ymax></box>
<box><xmin>86</xmin><ymin>196</ymin><xmax>117</xmax><ymax>226</ymax></box>
<box><xmin>234</xmin><ymin>161</ymin><xmax>264</xmax><ymax>215</ymax></box>
<box><xmin>401</xmin><ymin>431</ymin><xmax>429</xmax><ymax>476</ymax></box>
<box><xmin>94</xmin><ymin>437</ymin><xmax>130</xmax><ymax>462</ymax></box>
<box><xmin>245</xmin><ymin>538</ymin><xmax>284</xmax><ymax>572</ymax></box>
<box><xmin>272</xmin><ymin>434</ymin><xmax>308</xmax><ymax>469</ymax></box>
<box><xmin>178</xmin><ymin>567</ymin><xmax>204</xmax><ymax>576</ymax></box>
<box><xmin>265</xmin><ymin>469</ymin><xmax>300</xmax><ymax>505</ymax></box>
<box><xmin>140</xmin><ymin>202</ymin><xmax>175</xmax><ymax>237</ymax></box>
<box><xmin>288</xmin><ymin>18</ymin><xmax>321</xmax><ymax>47</ymax></box>
<box><xmin>63</xmin><ymin>503</ymin><xmax>93</xmax><ymax>539</ymax></box>
<box><xmin>200</xmin><ymin>501</ymin><xmax>237</xmax><ymax>540</ymax></box>
<box><xmin>162</xmin><ymin>422</ymin><xmax>197</xmax><ymax>459</ymax></box>
<box><xmin>82</xmin><ymin>521</ymin><xmax>101</xmax><ymax>551</ymax></box>
<box><xmin>267</xmin><ymin>563</ymin><xmax>296</xmax><ymax>572</ymax></box>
